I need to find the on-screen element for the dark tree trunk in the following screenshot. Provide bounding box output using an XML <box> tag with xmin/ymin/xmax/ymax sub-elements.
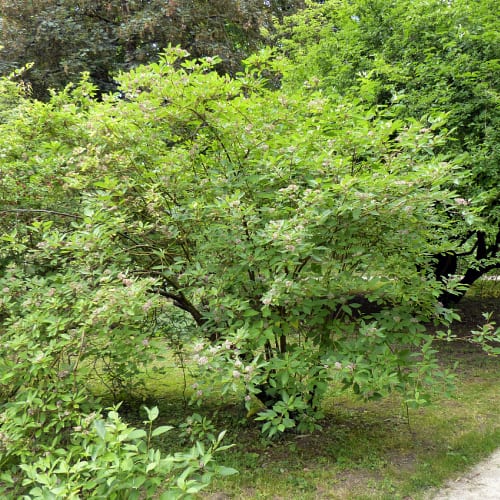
<box><xmin>438</xmin><ymin>230</ymin><xmax>500</xmax><ymax>306</ymax></box>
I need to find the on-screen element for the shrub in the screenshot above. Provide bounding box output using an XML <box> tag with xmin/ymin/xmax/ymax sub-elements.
<box><xmin>1</xmin><ymin>405</ymin><xmax>235</xmax><ymax>499</ymax></box>
<box><xmin>0</xmin><ymin>48</ymin><xmax>469</xmax><ymax>442</ymax></box>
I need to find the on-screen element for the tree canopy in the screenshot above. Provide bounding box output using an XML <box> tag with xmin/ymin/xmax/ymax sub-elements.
<box><xmin>0</xmin><ymin>0</ymin><xmax>304</xmax><ymax>99</ymax></box>
<box><xmin>277</xmin><ymin>0</ymin><xmax>499</xmax><ymax>299</ymax></box>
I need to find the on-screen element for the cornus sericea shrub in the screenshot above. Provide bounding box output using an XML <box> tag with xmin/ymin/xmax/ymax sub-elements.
<box><xmin>0</xmin><ymin>46</ymin><xmax>467</xmax><ymax>450</ymax></box>
<box><xmin>1</xmin><ymin>404</ymin><xmax>235</xmax><ymax>499</ymax></box>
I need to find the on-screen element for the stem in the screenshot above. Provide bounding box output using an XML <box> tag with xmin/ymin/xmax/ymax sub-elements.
<box><xmin>279</xmin><ymin>334</ymin><xmax>287</xmax><ymax>354</ymax></box>
<box><xmin>72</xmin><ymin>328</ymin><xmax>87</xmax><ymax>392</ymax></box>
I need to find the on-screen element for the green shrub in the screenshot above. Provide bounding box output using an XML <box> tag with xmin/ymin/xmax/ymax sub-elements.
<box><xmin>1</xmin><ymin>405</ymin><xmax>235</xmax><ymax>499</ymax></box>
<box><xmin>0</xmin><ymin>46</ymin><xmax>483</xmax><ymax>444</ymax></box>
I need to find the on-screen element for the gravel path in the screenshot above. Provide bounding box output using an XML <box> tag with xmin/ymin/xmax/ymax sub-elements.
<box><xmin>431</xmin><ymin>449</ymin><xmax>500</xmax><ymax>499</ymax></box>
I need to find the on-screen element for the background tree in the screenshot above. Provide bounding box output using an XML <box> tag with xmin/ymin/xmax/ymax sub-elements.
<box><xmin>0</xmin><ymin>0</ymin><xmax>305</xmax><ymax>100</ymax></box>
<box><xmin>277</xmin><ymin>0</ymin><xmax>500</xmax><ymax>302</ymax></box>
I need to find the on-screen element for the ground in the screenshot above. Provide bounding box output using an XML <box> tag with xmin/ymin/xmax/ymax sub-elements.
<box><xmin>428</xmin><ymin>289</ymin><xmax>500</xmax><ymax>499</ymax></box>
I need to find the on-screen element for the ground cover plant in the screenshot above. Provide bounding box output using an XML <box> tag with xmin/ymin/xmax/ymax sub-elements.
<box><xmin>0</xmin><ymin>0</ymin><xmax>499</xmax><ymax>496</ymax></box>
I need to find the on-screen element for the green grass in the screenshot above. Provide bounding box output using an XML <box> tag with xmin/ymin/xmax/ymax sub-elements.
<box><xmin>102</xmin><ymin>286</ymin><xmax>499</xmax><ymax>499</ymax></box>
<box><xmin>201</xmin><ymin>353</ymin><xmax>499</xmax><ymax>499</ymax></box>
<box><xmin>466</xmin><ymin>275</ymin><xmax>500</xmax><ymax>300</ymax></box>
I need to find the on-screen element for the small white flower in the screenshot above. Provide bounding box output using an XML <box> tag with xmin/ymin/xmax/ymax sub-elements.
<box><xmin>197</xmin><ymin>356</ymin><xmax>209</xmax><ymax>366</ymax></box>
<box><xmin>193</xmin><ymin>342</ymin><xmax>204</xmax><ymax>353</ymax></box>
<box><xmin>34</xmin><ymin>353</ymin><xmax>45</xmax><ymax>363</ymax></box>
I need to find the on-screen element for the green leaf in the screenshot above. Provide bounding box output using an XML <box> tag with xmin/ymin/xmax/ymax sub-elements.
<box><xmin>215</xmin><ymin>466</ymin><xmax>238</xmax><ymax>476</ymax></box>
<box><xmin>144</xmin><ymin>406</ymin><xmax>159</xmax><ymax>422</ymax></box>
<box><xmin>127</xmin><ymin>429</ymin><xmax>147</xmax><ymax>440</ymax></box>
<box><xmin>94</xmin><ymin>419</ymin><xmax>107</xmax><ymax>440</ymax></box>
<box><xmin>152</xmin><ymin>425</ymin><xmax>173</xmax><ymax>437</ymax></box>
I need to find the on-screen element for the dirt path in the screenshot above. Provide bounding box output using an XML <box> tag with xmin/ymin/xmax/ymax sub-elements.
<box><xmin>431</xmin><ymin>448</ymin><xmax>500</xmax><ymax>499</ymax></box>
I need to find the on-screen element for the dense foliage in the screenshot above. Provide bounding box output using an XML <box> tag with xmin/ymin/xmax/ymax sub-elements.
<box><xmin>0</xmin><ymin>0</ymin><xmax>304</xmax><ymax>99</ymax></box>
<box><xmin>278</xmin><ymin>0</ymin><xmax>500</xmax><ymax>300</ymax></box>
<box><xmin>2</xmin><ymin>46</ymin><xmax>460</xmax><ymax>436</ymax></box>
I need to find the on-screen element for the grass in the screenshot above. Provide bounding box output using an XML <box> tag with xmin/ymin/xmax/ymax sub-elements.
<box><xmin>201</xmin><ymin>353</ymin><xmax>499</xmax><ymax>500</ymax></box>
<box><xmin>111</xmin><ymin>283</ymin><xmax>499</xmax><ymax>499</ymax></box>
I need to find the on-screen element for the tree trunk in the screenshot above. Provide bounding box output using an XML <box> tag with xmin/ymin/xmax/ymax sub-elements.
<box><xmin>438</xmin><ymin>230</ymin><xmax>500</xmax><ymax>305</ymax></box>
